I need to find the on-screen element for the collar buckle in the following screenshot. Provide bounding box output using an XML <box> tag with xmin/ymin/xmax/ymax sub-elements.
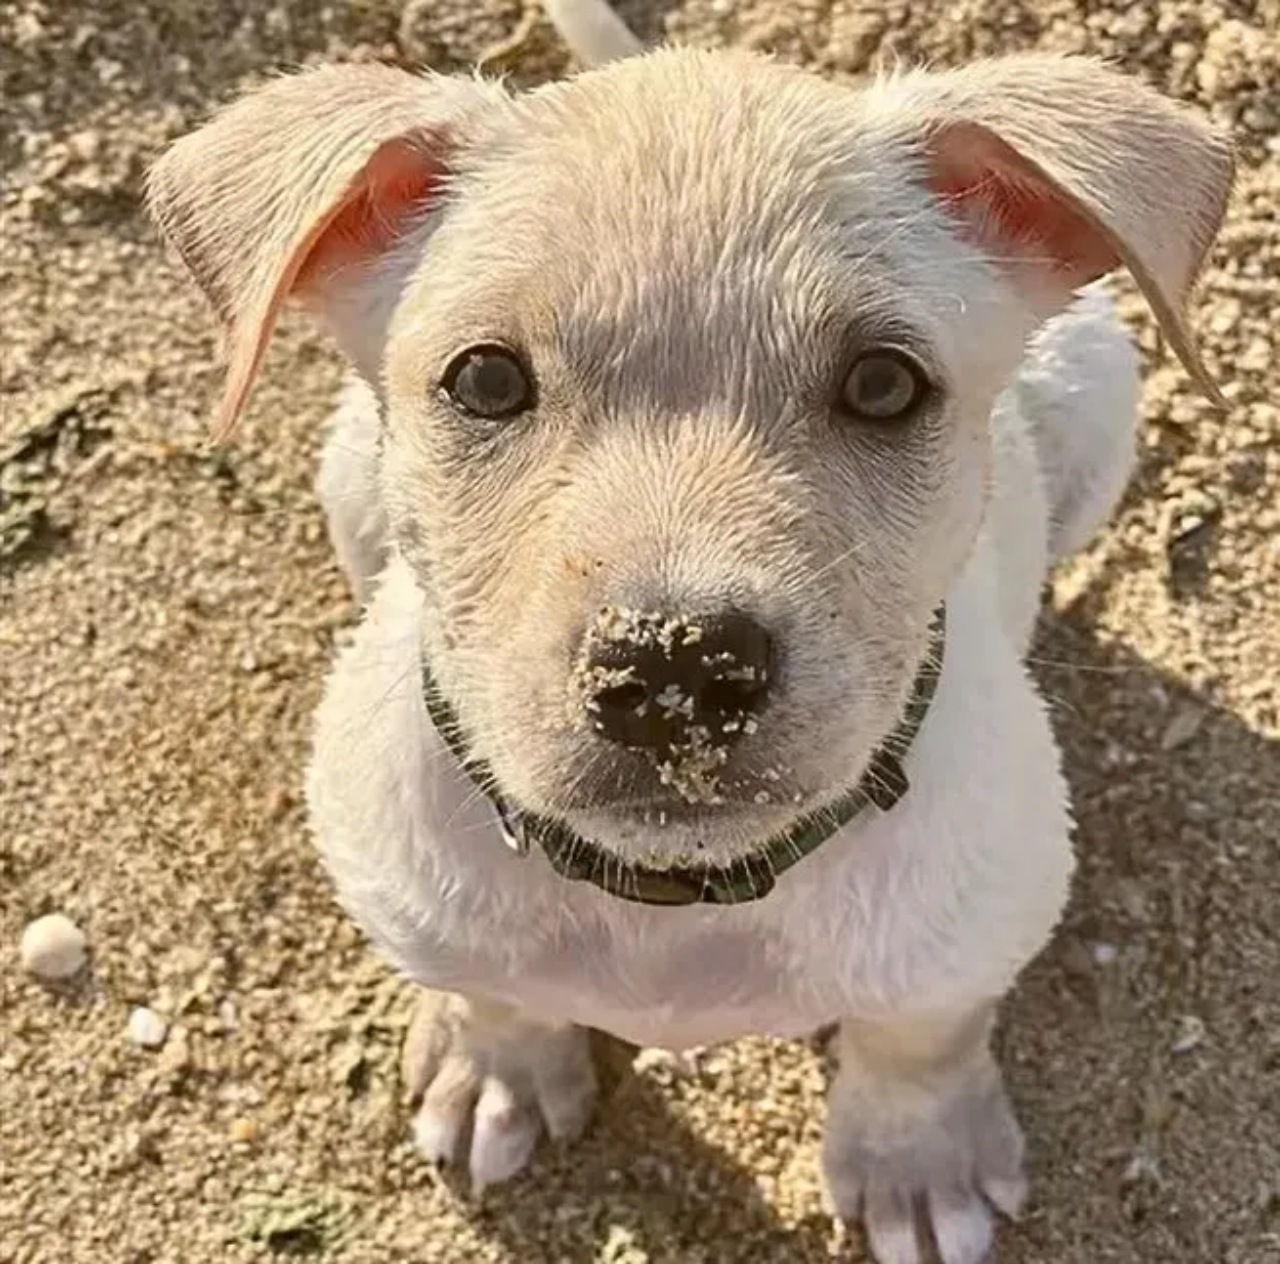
<box><xmin>494</xmin><ymin>799</ymin><xmax>530</xmax><ymax>856</ymax></box>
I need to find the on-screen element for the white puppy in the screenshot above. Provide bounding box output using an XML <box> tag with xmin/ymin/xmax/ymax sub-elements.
<box><xmin>148</xmin><ymin>12</ymin><xmax>1232</xmax><ymax>1262</ymax></box>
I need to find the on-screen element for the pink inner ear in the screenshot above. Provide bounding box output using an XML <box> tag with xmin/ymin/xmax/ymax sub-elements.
<box><xmin>925</xmin><ymin>121</ymin><xmax>1119</xmax><ymax>289</ymax></box>
<box><xmin>215</xmin><ymin>138</ymin><xmax>439</xmax><ymax>440</ymax></box>
<box><xmin>294</xmin><ymin>139</ymin><xmax>441</xmax><ymax>291</ymax></box>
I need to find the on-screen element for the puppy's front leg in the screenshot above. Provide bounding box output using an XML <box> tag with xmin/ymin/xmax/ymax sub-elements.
<box><xmin>401</xmin><ymin>989</ymin><xmax>601</xmax><ymax>1191</ymax></box>
<box><xmin>823</xmin><ymin>1004</ymin><xmax>1025</xmax><ymax>1264</ymax></box>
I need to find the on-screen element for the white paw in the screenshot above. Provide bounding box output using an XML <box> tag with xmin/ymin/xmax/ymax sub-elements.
<box><xmin>401</xmin><ymin>990</ymin><xmax>598</xmax><ymax>1193</ymax></box>
<box><xmin>823</xmin><ymin>1065</ymin><xmax>1026</xmax><ymax>1264</ymax></box>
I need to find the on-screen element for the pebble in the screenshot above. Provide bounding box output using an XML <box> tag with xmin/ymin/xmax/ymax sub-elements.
<box><xmin>127</xmin><ymin>1006</ymin><xmax>169</xmax><ymax>1049</ymax></box>
<box><xmin>1160</xmin><ymin>704</ymin><xmax>1206</xmax><ymax>751</ymax></box>
<box><xmin>1171</xmin><ymin>1015</ymin><xmax>1207</xmax><ymax>1055</ymax></box>
<box><xmin>19</xmin><ymin>914</ymin><xmax>88</xmax><ymax>980</ymax></box>
<box><xmin>633</xmin><ymin>1047</ymin><xmax>702</xmax><ymax>1077</ymax></box>
<box><xmin>1091</xmin><ymin>942</ymin><xmax>1119</xmax><ymax>966</ymax></box>
<box><xmin>229</xmin><ymin>1117</ymin><xmax>258</xmax><ymax>1144</ymax></box>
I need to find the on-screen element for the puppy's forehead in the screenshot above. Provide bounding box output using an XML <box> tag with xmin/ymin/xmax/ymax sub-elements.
<box><xmin>437</xmin><ymin>54</ymin><xmax>930</xmax><ymax>358</ymax></box>
<box><xmin>510</xmin><ymin>52</ymin><xmax>863</xmax><ymax>227</ymax></box>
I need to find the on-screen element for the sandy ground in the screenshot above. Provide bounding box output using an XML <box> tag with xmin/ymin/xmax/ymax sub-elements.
<box><xmin>1</xmin><ymin>1</ymin><xmax>1277</xmax><ymax>1262</ymax></box>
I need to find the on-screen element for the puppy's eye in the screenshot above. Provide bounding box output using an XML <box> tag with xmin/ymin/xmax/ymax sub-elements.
<box><xmin>840</xmin><ymin>349</ymin><xmax>930</xmax><ymax>422</ymax></box>
<box><xmin>441</xmin><ymin>344</ymin><xmax>535</xmax><ymax>419</ymax></box>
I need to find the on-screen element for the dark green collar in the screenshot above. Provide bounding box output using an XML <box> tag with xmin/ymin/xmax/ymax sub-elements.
<box><xmin>421</xmin><ymin>607</ymin><xmax>945</xmax><ymax>907</ymax></box>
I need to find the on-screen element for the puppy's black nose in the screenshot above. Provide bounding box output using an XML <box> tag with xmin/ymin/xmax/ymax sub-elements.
<box><xmin>581</xmin><ymin>609</ymin><xmax>774</xmax><ymax>753</ymax></box>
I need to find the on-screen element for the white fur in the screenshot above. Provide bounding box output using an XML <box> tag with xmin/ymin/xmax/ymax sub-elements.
<box><xmin>308</xmin><ymin>284</ymin><xmax>1137</xmax><ymax>1051</ymax></box>
<box><xmin>145</xmin><ymin>21</ymin><xmax>1228</xmax><ymax>1260</ymax></box>
<box><xmin>316</xmin><ymin>375</ymin><xmax>388</xmax><ymax>604</ymax></box>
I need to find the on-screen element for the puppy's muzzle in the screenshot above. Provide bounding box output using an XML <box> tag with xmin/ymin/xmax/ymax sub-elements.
<box><xmin>579</xmin><ymin>608</ymin><xmax>774</xmax><ymax>757</ymax></box>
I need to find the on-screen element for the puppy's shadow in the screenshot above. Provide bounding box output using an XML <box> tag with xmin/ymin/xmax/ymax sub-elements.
<box><xmin>997</xmin><ymin>575</ymin><xmax>1278</xmax><ymax>1262</ymax></box>
<box><xmin>451</xmin><ymin>564</ymin><xmax>1277</xmax><ymax>1264</ymax></box>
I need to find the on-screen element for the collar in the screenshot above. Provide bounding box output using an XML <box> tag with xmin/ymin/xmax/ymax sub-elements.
<box><xmin>421</xmin><ymin>606</ymin><xmax>945</xmax><ymax>908</ymax></box>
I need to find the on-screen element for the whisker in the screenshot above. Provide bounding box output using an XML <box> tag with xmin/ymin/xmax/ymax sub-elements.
<box><xmin>780</xmin><ymin>539</ymin><xmax>869</xmax><ymax>600</ymax></box>
<box><xmin>1025</xmin><ymin>653</ymin><xmax>1145</xmax><ymax>676</ymax></box>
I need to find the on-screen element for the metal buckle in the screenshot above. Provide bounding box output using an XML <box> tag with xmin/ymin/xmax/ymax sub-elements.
<box><xmin>494</xmin><ymin>799</ymin><xmax>530</xmax><ymax>856</ymax></box>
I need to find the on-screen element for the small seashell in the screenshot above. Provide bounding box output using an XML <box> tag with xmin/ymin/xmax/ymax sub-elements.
<box><xmin>19</xmin><ymin>914</ymin><xmax>88</xmax><ymax>981</ymax></box>
<box><xmin>127</xmin><ymin>1006</ymin><xmax>169</xmax><ymax>1049</ymax></box>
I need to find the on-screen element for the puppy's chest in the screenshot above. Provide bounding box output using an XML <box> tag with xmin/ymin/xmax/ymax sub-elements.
<box><xmin>463</xmin><ymin>913</ymin><xmax>838</xmax><ymax>1050</ymax></box>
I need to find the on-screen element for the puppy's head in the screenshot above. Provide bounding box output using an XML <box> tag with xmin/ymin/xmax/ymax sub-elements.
<box><xmin>150</xmin><ymin>50</ymin><xmax>1231</xmax><ymax>868</ymax></box>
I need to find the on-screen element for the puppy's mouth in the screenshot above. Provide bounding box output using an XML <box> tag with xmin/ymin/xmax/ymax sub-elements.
<box><xmin>422</xmin><ymin>607</ymin><xmax>946</xmax><ymax>907</ymax></box>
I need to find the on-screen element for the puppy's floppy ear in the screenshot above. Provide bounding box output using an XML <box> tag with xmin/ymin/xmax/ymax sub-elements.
<box><xmin>146</xmin><ymin>64</ymin><xmax>507</xmax><ymax>439</ymax></box>
<box><xmin>867</xmin><ymin>54</ymin><xmax>1234</xmax><ymax>405</ymax></box>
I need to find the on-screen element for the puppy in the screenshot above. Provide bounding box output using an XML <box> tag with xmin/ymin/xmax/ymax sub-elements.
<box><xmin>147</xmin><ymin>8</ymin><xmax>1232</xmax><ymax>1261</ymax></box>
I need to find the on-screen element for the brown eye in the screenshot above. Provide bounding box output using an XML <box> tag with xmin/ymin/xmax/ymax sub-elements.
<box><xmin>840</xmin><ymin>349</ymin><xmax>930</xmax><ymax>421</ymax></box>
<box><xmin>441</xmin><ymin>344</ymin><xmax>535</xmax><ymax>419</ymax></box>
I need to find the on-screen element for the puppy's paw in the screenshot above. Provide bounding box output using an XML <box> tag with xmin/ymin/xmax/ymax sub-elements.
<box><xmin>823</xmin><ymin>1058</ymin><xmax>1026</xmax><ymax>1264</ymax></box>
<box><xmin>401</xmin><ymin>989</ymin><xmax>598</xmax><ymax>1192</ymax></box>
